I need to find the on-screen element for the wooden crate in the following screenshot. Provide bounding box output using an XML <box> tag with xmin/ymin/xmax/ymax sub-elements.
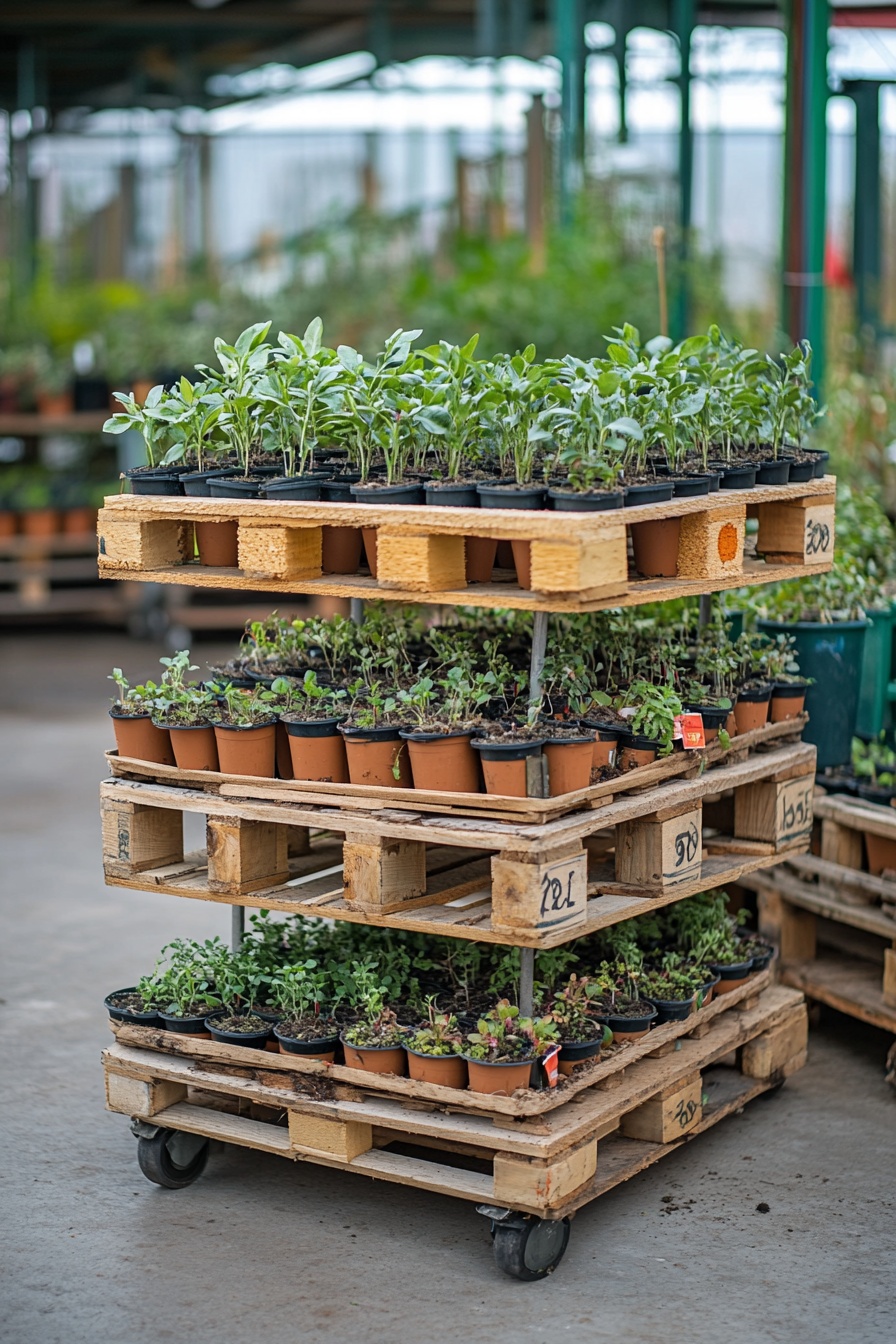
<box><xmin>95</xmin><ymin>478</ymin><xmax>835</xmax><ymax>613</ymax></box>
<box><xmin>99</xmin><ymin>740</ymin><xmax>816</xmax><ymax>948</ymax></box>
<box><xmin>103</xmin><ymin>985</ymin><xmax>806</xmax><ymax>1219</ymax></box>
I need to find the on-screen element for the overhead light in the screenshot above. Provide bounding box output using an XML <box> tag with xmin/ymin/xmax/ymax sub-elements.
<box><xmin>191</xmin><ymin>1</ymin><xmax>232</xmax><ymax>10</ymax></box>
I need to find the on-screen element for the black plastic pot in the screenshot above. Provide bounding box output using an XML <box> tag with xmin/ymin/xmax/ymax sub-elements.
<box><xmin>582</xmin><ymin>721</ymin><xmax>623</xmax><ymax>743</ymax></box>
<box><xmin>628</xmin><ymin>733</ymin><xmax>660</xmax><ymax>752</ymax></box>
<box><xmin>425</xmin><ymin>481</ymin><xmax>481</xmax><ymax>508</ymax></box>
<box><xmin>350</xmin><ymin>482</ymin><xmax>425</xmax><ymax>505</ymax></box>
<box><xmin>207</xmin><ymin>477</ymin><xmax>264</xmax><ymax>499</ymax></box>
<box><xmin>708</xmin><ymin>958</ymin><xmax>754</xmax><ymax>983</ymax></box>
<box><xmin>126</xmin><ymin>468</ymin><xmax>185</xmax><ymax>497</ymax></box>
<box><xmin>181</xmin><ymin>468</ymin><xmax>240</xmax><ymax>498</ymax></box>
<box><xmin>697</xmin><ymin>971</ymin><xmax>721</xmax><ymax>1006</ymax></box>
<box><xmin>205</xmin><ymin>1012</ymin><xmax>272</xmax><ymax>1049</ymax></box>
<box><xmin>339</xmin><ymin>723</ymin><xmax>404</xmax><ymax>744</ymax></box>
<box><xmin>704</xmin><ymin>471</ymin><xmax>723</xmax><ymax>493</ymax></box>
<box><xmin>719</xmin><ymin>464</ymin><xmax>757</xmax><ymax>490</ymax></box>
<box><xmin>737</xmin><ymin>683</ymin><xmax>774</xmax><ymax>704</ymax></box>
<box><xmin>755</xmin><ymin>458</ymin><xmax>792</xmax><ymax>485</ymax></box>
<box><xmin>803</xmin><ymin>448</ymin><xmax>830</xmax><ymax>478</ymax></box>
<box><xmin>856</xmin><ymin>781</ymin><xmax>896</xmax><ymax>807</ymax></box>
<box><xmin>671</xmin><ymin>475</ymin><xmax>712</xmax><ymax>498</ymax></box>
<box><xmin>471</xmin><ymin>738</ymin><xmax>545</xmax><ymax>762</ymax></box>
<box><xmin>261</xmin><ymin>476</ymin><xmax>328</xmax><ymax>501</ymax></box>
<box><xmin>476</xmin><ymin>482</ymin><xmax>546</xmax><ymax>510</ymax></box>
<box><xmin>274</xmin><ymin>1025</ymin><xmax>341</xmax><ymax>1056</ymax></box>
<box><xmin>321</xmin><ymin>474</ymin><xmax>362</xmax><ymax>502</ymax></box>
<box><xmin>644</xmin><ymin>995</ymin><xmax>695</xmax><ymax>1025</ymax></box>
<box><xmin>104</xmin><ymin>988</ymin><xmax>161</xmax><ymax>1027</ymax></box>
<box><xmin>623</xmin><ymin>481</ymin><xmax>675</xmax><ymax>506</ymax></box>
<box><xmin>772</xmin><ymin>680</ymin><xmax>809</xmax><ymax>702</ymax></box>
<box><xmin>158</xmin><ymin>1009</ymin><xmax>214</xmax><ymax>1036</ymax></box>
<box><xmin>547</xmin><ymin>488</ymin><xmax>624</xmax><ymax>512</ymax></box>
<box><xmin>684</xmin><ymin>703</ymin><xmax>731</xmax><ymax>732</ymax></box>
<box><xmin>606</xmin><ymin>1003</ymin><xmax>658</xmax><ymax>1036</ymax></box>
<box><xmin>815</xmin><ymin>769</ymin><xmax>859</xmax><ymax>797</ymax></box>
<box><xmin>742</xmin><ymin>940</ymin><xmax>775</xmax><ymax>973</ymax></box>
<box><xmin>787</xmin><ymin>458</ymin><xmax>816</xmax><ymax>483</ymax></box>
<box><xmin>282</xmin><ymin>714</ymin><xmax>345</xmax><ymax>739</ymax></box>
<box><xmin>558</xmin><ymin>1036</ymin><xmax>604</xmax><ymax>1066</ymax></box>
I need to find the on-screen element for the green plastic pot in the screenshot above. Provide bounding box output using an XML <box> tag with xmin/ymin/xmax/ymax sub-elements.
<box><xmin>756</xmin><ymin>618</ymin><xmax>869</xmax><ymax>769</ymax></box>
<box><xmin>856</xmin><ymin>606</ymin><xmax>894</xmax><ymax>741</ymax></box>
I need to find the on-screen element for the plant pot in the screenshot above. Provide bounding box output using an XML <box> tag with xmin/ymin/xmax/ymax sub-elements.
<box><xmin>671</xmin><ymin>475</ymin><xmax>712</xmax><ymax>497</ymax></box>
<box><xmin>606</xmin><ymin>1003</ymin><xmax>658</xmax><ymax>1040</ymax></box>
<box><xmin>104</xmin><ymin>988</ymin><xmax>161</xmax><ymax>1027</ymax></box>
<box><xmin>557</xmin><ymin>1036</ymin><xmax>603</xmax><ymax>1078</ymax></box>
<box><xmin>864</xmin><ymin>830</ymin><xmax>896</xmax><ymax>877</ymax></box>
<box><xmin>339</xmin><ymin>725</ymin><xmax>412</xmax><ymax>787</ymax></box>
<box><xmin>757</xmin><ymin>618</ymin><xmax>869</xmax><ymax>770</ymax></box>
<box><xmin>770</xmin><ymin>681</ymin><xmax>808</xmax><ymax>722</ymax></box>
<box><xmin>696</xmin><ymin>971</ymin><xmax>721</xmax><ymax>1007</ymax></box>
<box><xmin>787</xmin><ymin>458</ymin><xmax>816</xmax><ymax>483</ymax></box>
<box><xmin>618</xmin><ymin>735</ymin><xmax>658</xmax><ymax>770</ymax></box>
<box><xmin>110</xmin><ymin>709</ymin><xmax>176</xmax><ymax>766</ymax></box>
<box><xmin>20</xmin><ymin>508</ymin><xmax>59</xmax><ymax>536</ymax></box>
<box><xmin>856</xmin><ymin>782</ymin><xmax>896</xmax><ymax>807</ymax></box>
<box><xmin>803</xmin><ymin>448</ymin><xmax>830</xmax><ymax>478</ymax></box>
<box><xmin>630</xmin><ymin>518</ymin><xmax>681</xmax><ymax>577</ymax></box>
<box><xmin>623</xmin><ymin>482</ymin><xmax>675</xmax><ymax>506</ymax></box>
<box><xmin>126</xmin><ymin>468</ymin><xmax>185</xmax><ymax>497</ymax></box>
<box><xmin>425</xmin><ymin>481</ymin><xmax>480</xmax><ymax>508</ymax></box>
<box><xmin>282</xmin><ymin>716</ymin><xmax>349</xmax><ymax>783</ymax></box>
<box><xmin>405</xmin><ymin>1048</ymin><xmax>468</xmax><ymax>1089</ymax></box>
<box><xmin>213</xmin><ymin>720</ymin><xmax>278</xmax><ymax>777</ymax></box>
<box><xmin>856</xmin><ymin>605</ymin><xmax>894</xmax><ymax>740</ymax></box>
<box><xmin>157</xmin><ymin>1010</ymin><xmax>212</xmax><ymax>1038</ymax></box>
<box><xmin>260</xmin><ymin>476</ymin><xmax>326</xmax><ymax>501</ymax></box>
<box><xmin>510</xmin><ymin>540</ymin><xmax>532</xmax><ymax>589</ymax></box>
<box><xmin>350</xmin><ymin>482</ymin><xmax>425</xmax><ymax>506</ymax></box>
<box><xmin>36</xmin><ymin>390</ymin><xmax>74</xmax><ymax>417</ymax></box>
<box><xmin>709</xmin><ymin>959</ymin><xmax>755</xmax><ymax>994</ymax></box>
<box><xmin>743</xmin><ymin>940</ymin><xmax>775</xmax><ymax>973</ymax></box>
<box><xmin>548</xmin><ymin>488</ymin><xmax>624</xmax><ymax>512</ymax></box>
<box><xmin>471</xmin><ymin>738</ymin><xmax>544</xmax><ymax>797</ymax></box>
<box><xmin>465</xmin><ymin>536</ymin><xmax>499</xmax><ymax>582</ymax></box>
<box><xmin>166</xmin><ymin>723</ymin><xmax>220</xmax><ymax>772</ymax></box>
<box><xmin>734</xmin><ymin>685</ymin><xmax>772</xmax><ymax>734</ymax></box>
<box><xmin>340</xmin><ymin>1037</ymin><xmax>407</xmax><ymax>1076</ymax></box>
<box><xmin>181</xmin><ymin>468</ymin><xmax>240</xmax><ymax>497</ymax></box>
<box><xmin>195</xmin><ymin>520</ymin><xmax>239</xmax><ymax>567</ymax></box>
<box><xmin>464</xmin><ymin>1056</ymin><xmax>534</xmax><ymax>1095</ymax></box>
<box><xmin>207</xmin><ymin>477</ymin><xmax>263</xmax><ymax>499</ymax></box>
<box><xmin>275</xmin><ymin>722</ymin><xmax>294</xmax><ymax>779</ymax></box>
<box><xmin>274</xmin><ymin>1025</ymin><xmax>340</xmax><ymax>1062</ymax></box>
<box><xmin>581</xmin><ymin>723</ymin><xmax>621</xmax><ymax>770</ymax></box>
<box><xmin>719</xmin><ymin>464</ymin><xmax>757</xmax><ymax>490</ymax></box>
<box><xmin>645</xmin><ymin>995</ymin><xmax>695</xmax><ymax>1025</ymax></box>
<box><xmin>475</xmin><ymin>483</ymin><xmax>546</xmax><ymax>510</ymax></box>
<box><xmin>62</xmin><ymin>506</ymin><xmax>97</xmax><ymax>535</ymax></box>
<box><xmin>205</xmin><ymin>1012</ymin><xmax>272</xmax><ymax>1050</ymax></box>
<box><xmin>683</xmin><ymin>703</ymin><xmax>731</xmax><ymax>742</ymax></box>
<box><xmin>542</xmin><ymin>737</ymin><xmax>594</xmax><ymax>796</ymax></box>
<box><xmin>321</xmin><ymin>524</ymin><xmax>364</xmax><ymax>574</ymax></box>
<box><xmin>0</xmin><ymin>511</ymin><xmax>16</xmax><ymax>538</ymax></box>
<box><xmin>400</xmin><ymin>730</ymin><xmax>481</xmax><ymax>794</ymax></box>
<box><xmin>755</xmin><ymin>458</ymin><xmax>792</xmax><ymax>485</ymax></box>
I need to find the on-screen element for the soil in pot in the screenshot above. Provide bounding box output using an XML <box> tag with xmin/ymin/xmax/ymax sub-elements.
<box><xmin>542</xmin><ymin>736</ymin><xmax>595</xmax><ymax>796</ymax></box>
<box><xmin>864</xmin><ymin>831</ymin><xmax>896</xmax><ymax>877</ymax></box>
<box><xmin>734</xmin><ymin>685</ymin><xmax>772</xmax><ymax>734</ymax></box>
<box><xmin>471</xmin><ymin>737</ymin><xmax>544</xmax><ymax>797</ymax></box>
<box><xmin>274</xmin><ymin>1016</ymin><xmax>340</xmax><ymax>1062</ymax></box>
<box><xmin>340</xmin><ymin>726</ymin><xmax>412</xmax><ymax>787</ymax></box>
<box><xmin>158</xmin><ymin>1007</ymin><xmax>213</xmax><ymax>1038</ymax></box>
<box><xmin>631</xmin><ymin>518</ymin><xmax>681</xmax><ymax>578</ymax></box>
<box><xmin>618</xmin><ymin>735</ymin><xmax>658</xmax><ymax>770</ymax></box>
<box><xmin>710</xmin><ymin>959</ymin><xmax>755</xmax><ymax>994</ymax></box>
<box><xmin>464</xmin><ymin>1056</ymin><xmax>534</xmax><ymax>1095</ymax></box>
<box><xmin>606</xmin><ymin>1000</ymin><xmax>658</xmax><ymax>1040</ymax></box>
<box><xmin>400</xmin><ymin>730</ymin><xmax>481</xmax><ymax>794</ymax></box>
<box><xmin>283</xmin><ymin>716</ymin><xmax>349</xmax><ymax>783</ymax></box>
<box><xmin>206</xmin><ymin>1011</ymin><xmax>272</xmax><ymax>1049</ymax></box>
<box><xmin>404</xmin><ymin>1048</ymin><xmax>468</xmax><ymax>1088</ymax></box>
<box><xmin>770</xmin><ymin>682</ymin><xmax>807</xmax><ymax>722</ymax></box>
<box><xmin>548</xmin><ymin>487</ymin><xmax>624</xmax><ymax>512</ymax></box>
<box><xmin>213</xmin><ymin>720</ymin><xmax>278</xmax><ymax>777</ymax></box>
<box><xmin>167</xmin><ymin>723</ymin><xmax>219</xmax><ymax>772</ymax></box>
<box><xmin>340</xmin><ymin>1037</ymin><xmax>408</xmax><ymax>1076</ymax></box>
<box><xmin>104</xmin><ymin>989</ymin><xmax>160</xmax><ymax>1027</ymax></box>
<box><xmin>557</xmin><ymin>1023</ymin><xmax>604</xmax><ymax>1077</ymax></box>
<box><xmin>110</xmin><ymin>710</ymin><xmax>176</xmax><ymax>766</ymax></box>
<box><xmin>195</xmin><ymin>520</ymin><xmax>239</xmax><ymax>567</ymax></box>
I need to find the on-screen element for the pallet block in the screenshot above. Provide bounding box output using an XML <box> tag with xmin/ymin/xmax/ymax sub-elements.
<box><xmin>490</xmin><ymin>846</ymin><xmax>588</xmax><ymax>935</ymax></box>
<box><xmin>96</xmin><ymin>511</ymin><xmax>188</xmax><ymax>569</ymax></box>
<box><xmin>820</xmin><ymin>817</ymin><xmax>864</xmax><ymax>870</ymax></box>
<box><xmin>492</xmin><ymin>1136</ymin><xmax>598</xmax><ymax>1211</ymax></box>
<box><xmin>619</xmin><ymin>1071</ymin><xmax>702</xmax><ymax>1143</ymax></box>
<box><xmin>206</xmin><ymin>816</ymin><xmax>289</xmax><ymax>895</ymax></box>
<box><xmin>528</xmin><ymin>528</ymin><xmax>628</xmax><ymax>599</ymax></box>
<box><xmin>741</xmin><ymin>1005</ymin><xmax>808</xmax><ymax>1078</ymax></box>
<box><xmin>105</xmin><ymin>1072</ymin><xmax>187</xmax><ymax>1116</ymax></box>
<box><xmin>734</xmin><ymin>772</ymin><xmax>814</xmax><ymax>847</ymax></box>
<box><xmin>376</xmin><ymin>530</ymin><xmax>467</xmax><ymax>591</ymax></box>
<box><xmin>342</xmin><ymin>835</ymin><xmax>427</xmax><ymax>913</ymax></box>
<box><xmin>101</xmin><ymin>796</ymin><xmax>184</xmax><ymax>875</ymax></box>
<box><xmin>288</xmin><ymin>1112</ymin><xmax>373</xmax><ymax>1160</ymax></box>
<box><xmin>237</xmin><ymin>522</ymin><xmax>322</xmax><ymax>580</ymax></box>
<box><xmin>676</xmin><ymin>505</ymin><xmax>745</xmax><ymax>580</ymax></box>
<box><xmin>755</xmin><ymin>493</ymin><xmax>835</xmax><ymax>565</ymax></box>
<box><xmin>614</xmin><ymin>802</ymin><xmax>703</xmax><ymax>888</ymax></box>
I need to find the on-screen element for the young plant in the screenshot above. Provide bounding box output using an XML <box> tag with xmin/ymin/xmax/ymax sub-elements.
<box><xmin>406</xmin><ymin>998</ymin><xmax>465</xmax><ymax>1057</ymax></box>
<box><xmin>619</xmin><ymin>680</ymin><xmax>683</xmax><ymax>756</ymax></box>
<box><xmin>464</xmin><ymin>999</ymin><xmax>558</xmax><ymax>1062</ymax></box>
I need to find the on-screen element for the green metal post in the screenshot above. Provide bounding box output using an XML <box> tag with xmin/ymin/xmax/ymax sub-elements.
<box><xmin>553</xmin><ymin>0</ymin><xmax>586</xmax><ymax>226</ymax></box>
<box><xmin>848</xmin><ymin>81</ymin><xmax>882</xmax><ymax>345</ymax></box>
<box><xmin>671</xmin><ymin>0</ymin><xmax>694</xmax><ymax>340</ymax></box>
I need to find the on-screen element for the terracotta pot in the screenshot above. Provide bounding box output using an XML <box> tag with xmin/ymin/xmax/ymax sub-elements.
<box><xmin>341</xmin><ymin>1038</ymin><xmax>407</xmax><ymax>1076</ymax></box>
<box><xmin>110</xmin><ymin>710</ymin><xmax>176</xmax><ymax>766</ymax></box>
<box><xmin>864</xmin><ymin>832</ymin><xmax>896</xmax><ymax>877</ymax></box>
<box><xmin>725</xmin><ymin>710</ymin><xmax>738</xmax><ymax>738</ymax></box>
<box><xmin>62</xmin><ymin>506</ymin><xmax>96</xmax><ymax>535</ymax></box>
<box><xmin>36</xmin><ymin>390</ymin><xmax>73</xmax><ymax>417</ymax></box>
<box><xmin>495</xmin><ymin>540</ymin><xmax>515</xmax><ymax>570</ymax></box>
<box><xmin>322</xmin><ymin>525</ymin><xmax>363</xmax><ymax>574</ymax></box>
<box><xmin>734</xmin><ymin>687</ymin><xmax>772</xmax><ymax>734</ymax></box>
<box><xmin>472</xmin><ymin>739</ymin><xmax>544</xmax><ymax>797</ymax></box>
<box><xmin>405</xmin><ymin>1048</ymin><xmax>468</xmax><ymax>1089</ymax></box>
<box><xmin>618</xmin><ymin>739</ymin><xmax>657</xmax><ymax>770</ymax></box>
<box><xmin>543</xmin><ymin>738</ymin><xmax>594</xmax><ymax>796</ymax></box>
<box><xmin>465</xmin><ymin>536</ymin><xmax>498</xmax><ymax>583</ymax></box>
<box><xmin>770</xmin><ymin>683</ymin><xmax>807</xmax><ymax>722</ymax></box>
<box><xmin>0</xmin><ymin>511</ymin><xmax>16</xmax><ymax>538</ymax></box>
<box><xmin>630</xmin><ymin>518</ymin><xmax>681</xmax><ymax>578</ymax></box>
<box><xmin>195</xmin><ymin>519</ymin><xmax>239</xmax><ymax>567</ymax></box>
<box><xmin>167</xmin><ymin>724</ymin><xmax>219</xmax><ymax>772</ymax></box>
<box><xmin>274</xmin><ymin>1026</ymin><xmax>340</xmax><ymax>1062</ymax></box>
<box><xmin>589</xmin><ymin>729</ymin><xmax>620</xmax><ymax>770</ymax></box>
<box><xmin>465</xmin><ymin>1057</ymin><xmax>533</xmax><ymax>1095</ymax></box>
<box><xmin>510</xmin><ymin>539</ymin><xmax>531</xmax><ymax>589</ymax></box>
<box><xmin>340</xmin><ymin>728</ymin><xmax>412</xmax><ymax>787</ymax></box>
<box><xmin>284</xmin><ymin>718</ymin><xmax>349</xmax><ymax>783</ymax></box>
<box><xmin>608</xmin><ymin>1023</ymin><xmax>652</xmax><ymax>1042</ymax></box>
<box><xmin>213</xmin><ymin>721</ymin><xmax>278</xmax><ymax>777</ymax></box>
<box><xmin>275</xmin><ymin>722</ymin><xmax>294</xmax><ymax>779</ymax></box>
<box><xmin>20</xmin><ymin>508</ymin><xmax>59</xmax><ymax>537</ymax></box>
<box><xmin>361</xmin><ymin>526</ymin><xmax>378</xmax><ymax>576</ymax></box>
<box><xmin>401</xmin><ymin>731</ymin><xmax>481</xmax><ymax>794</ymax></box>
<box><xmin>710</xmin><ymin>960</ymin><xmax>755</xmax><ymax>995</ymax></box>
<box><xmin>557</xmin><ymin>1036</ymin><xmax>603</xmax><ymax>1077</ymax></box>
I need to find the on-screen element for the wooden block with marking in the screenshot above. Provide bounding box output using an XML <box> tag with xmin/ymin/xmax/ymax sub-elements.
<box><xmin>741</xmin><ymin>1004</ymin><xmax>808</xmax><ymax>1078</ymax></box>
<box><xmin>529</xmin><ymin>526</ymin><xmax>628</xmax><ymax>599</ymax></box>
<box><xmin>206</xmin><ymin>816</ymin><xmax>289</xmax><ymax>895</ymax></box>
<box><xmin>288</xmin><ymin>1112</ymin><xmax>373</xmax><ymax>1160</ymax></box>
<box><xmin>342</xmin><ymin>835</ymin><xmax>427</xmax><ymax>912</ymax></box>
<box><xmin>493</xmin><ymin>1136</ymin><xmax>597</xmax><ymax>1211</ymax></box>
<box><xmin>615</xmin><ymin>802</ymin><xmax>703</xmax><ymax>888</ymax></box>
<box><xmin>734</xmin><ymin>773</ymin><xmax>814</xmax><ymax>847</ymax></box>
<box><xmin>376</xmin><ymin>530</ymin><xmax>467</xmax><ymax>591</ymax></box>
<box><xmin>676</xmin><ymin>505</ymin><xmax>745</xmax><ymax>580</ymax></box>
<box><xmin>755</xmin><ymin>495</ymin><xmax>835</xmax><ymax>565</ymax></box>
<box><xmin>105</xmin><ymin>1073</ymin><xmax>187</xmax><ymax>1117</ymax></box>
<box><xmin>101</xmin><ymin>798</ymin><xmax>183</xmax><ymax>875</ymax></box>
<box><xmin>97</xmin><ymin>510</ymin><xmax>188</xmax><ymax>569</ymax></box>
<box><xmin>237</xmin><ymin>523</ymin><xmax>322</xmax><ymax>580</ymax></box>
<box><xmin>490</xmin><ymin>846</ymin><xmax>588</xmax><ymax>935</ymax></box>
<box><xmin>620</xmin><ymin>1072</ymin><xmax>702</xmax><ymax>1144</ymax></box>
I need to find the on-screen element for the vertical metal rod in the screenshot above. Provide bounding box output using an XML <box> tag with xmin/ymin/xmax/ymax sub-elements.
<box><xmin>529</xmin><ymin>610</ymin><xmax>549</xmax><ymax>708</ymax></box>
<box><xmin>519</xmin><ymin>947</ymin><xmax>535</xmax><ymax>1017</ymax></box>
<box><xmin>231</xmin><ymin>905</ymin><xmax>244</xmax><ymax>952</ymax></box>
<box><xmin>350</xmin><ymin>597</ymin><xmax>364</xmax><ymax>626</ymax></box>
<box><xmin>698</xmin><ymin>594</ymin><xmax>712</xmax><ymax>628</ymax></box>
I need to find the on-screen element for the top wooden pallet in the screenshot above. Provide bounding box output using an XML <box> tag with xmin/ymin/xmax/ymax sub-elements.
<box><xmin>96</xmin><ymin>476</ymin><xmax>836</xmax><ymax>612</ymax></box>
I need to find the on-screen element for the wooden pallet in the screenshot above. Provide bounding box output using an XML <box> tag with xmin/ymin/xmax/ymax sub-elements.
<box><xmin>0</xmin><ymin>529</ymin><xmax>130</xmax><ymax>619</ymax></box>
<box><xmin>103</xmin><ymin>984</ymin><xmax>806</xmax><ymax>1219</ymax></box>
<box><xmin>100</xmin><ymin>741</ymin><xmax>816</xmax><ymax>946</ymax></box>
<box><xmin>95</xmin><ymin>478</ymin><xmax>835</xmax><ymax>612</ymax></box>
<box><xmin>811</xmin><ymin>792</ymin><xmax>896</xmax><ymax>909</ymax></box>
<box><xmin>105</xmin><ymin>713</ymin><xmax>808</xmax><ymax>827</ymax></box>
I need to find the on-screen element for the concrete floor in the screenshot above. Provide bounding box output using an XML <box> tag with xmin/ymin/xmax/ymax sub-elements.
<box><xmin>1</xmin><ymin>632</ymin><xmax>894</xmax><ymax>1344</ymax></box>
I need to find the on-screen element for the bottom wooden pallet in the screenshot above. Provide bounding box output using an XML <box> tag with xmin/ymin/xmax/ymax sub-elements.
<box><xmin>103</xmin><ymin>985</ymin><xmax>807</xmax><ymax>1274</ymax></box>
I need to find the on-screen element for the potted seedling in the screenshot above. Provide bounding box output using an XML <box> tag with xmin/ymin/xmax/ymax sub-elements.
<box><xmin>104</xmin><ymin>973</ymin><xmax>162</xmax><ymax>1027</ymax></box>
<box><xmin>255</xmin><ymin>319</ymin><xmax>346</xmax><ymax>498</ymax></box>
<box><xmin>600</xmin><ymin>962</ymin><xmax>658</xmax><ymax>1041</ymax></box>
<box><xmin>546</xmin><ymin>974</ymin><xmax>609</xmax><ymax>1077</ymax></box>
<box><xmin>154</xmin><ymin>938</ymin><xmax>223</xmax><ymax>1036</ymax></box>
<box><xmin>638</xmin><ymin>965</ymin><xmax>699</xmax><ymax>1024</ymax></box>
<box><xmin>398</xmin><ymin>667</ymin><xmax>491</xmax><ymax>794</ymax></box>
<box><xmin>675</xmin><ymin>891</ymin><xmax>756</xmax><ymax>994</ymax></box>
<box><xmin>762</xmin><ymin>632</ymin><xmax>810</xmax><ymax>722</ymax></box>
<box><xmin>463</xmin><ymin>999</ymin><xmax>558</xmax><ymax>1096</ymax></box>
<box><xmin>404</xmin><ymin>997</ymin><xmax>468</xmax><ymax>1088</ymax></box>
<box><xmin>279</xmin><ymin>671</ymin><xmax>349</xmax><ymax>782</ymax></box>
<box><xmin>270</xmin><ymin>959</ymin><xmax>340</xmax><ymax>1061</ymax></box>
<box><xmin>212</xmin><ymin>684</ymin><xmax>280</xmax><ymax>777</ymax></box>
<box><xmin>340</xmin><ymin>960</ymin><xmax>408</xmax><ymax>1076</ymax></box>
<box><xmin>617</xmin><ymin>680</ymin><xmax>682</xmax><ymax>767</ymax></box>
<box><xmin>732</xmin><ymin>631</ymin><xmax>775</xmax><ymax>733</ymax></box>
<box><xmin>152</xmin><ymin>650</ymin><xmax>220</xmax><ymax>771</ymax></box>
<box><xmin>104</xmin><ymin>385</ymin><xmax>185</xmax><ymax>495</ymax></box>
<box><xmin>108</xmin><ymin>667</ymin><xmax>175</xmax><ymax>766</ymax></box>
<box><xmin>204</xmin><ymin>946</ymin><xmax>273</xmax><ymax>1049</ymax></box>
<box><xmin>338</xmin><ymin>680</ymin><xmax>412</xmax><ymax>788</ymax></box>
<box><xmin>197</xmin><ymin>322</ymin><xmax>274</xmax><ymax>498</ymax></box>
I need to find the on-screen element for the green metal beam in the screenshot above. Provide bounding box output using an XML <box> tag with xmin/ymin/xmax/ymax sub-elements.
<box><xmin>672</xmin><ymin>0</ymin><xmax>695</xmax><ymax>340</ymax></box>
<box><xmin>847</xmin><ymin>80</ymin><xmax>882</xmax><ymax>343</ymax></box>
<box><xmin>553</xmin><ymin>0</ymin><xmax>586</xmax><ymax>226</ymax></box>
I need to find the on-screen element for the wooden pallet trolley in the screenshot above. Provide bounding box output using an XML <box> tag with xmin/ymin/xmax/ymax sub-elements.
<box><xmin>97</xmin><ymin>480</ymin><xmax>823</xmax><ymax>1279</ymax></box>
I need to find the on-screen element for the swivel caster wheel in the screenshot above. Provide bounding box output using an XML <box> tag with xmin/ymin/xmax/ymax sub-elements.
<box><xmin>136</xmin><ymin>1127</ymin><xmax>210</xmax><ymax>1189</ymax></box>
<box><xmin>490</xmin><ymin>1213</ymin><xmax>570</xmax><ymax>1281</ymax></box>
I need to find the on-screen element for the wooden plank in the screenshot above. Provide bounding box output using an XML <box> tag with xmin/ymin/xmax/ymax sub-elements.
<box><xmin>743</xmin><ymin>864</ymin><xmax>896</xmax><ymax>937</ymax></box>
<box><xmin>342</xmin><ymin>836</ymin><xmax>427</xmax><ymax>913</ymax></box>
<box><xmin>813</xmin><ymin>793</ymin><xmax>896</xmax><ymax>843</ymax></box>
<box><xmin>101</xmin><ymin>798</ymin><xmax>183</xmax><ymax>874</ymax></box>
<box><xmin>755</xmin><ymin>496</ymin><xmax>835</xmax><ymax>565</ymax></box>
<box><xmin>780</xmin><ymin>954</ymin><xmax>896</xmax><ymax>1033</ymax></box>
<box><xmin>734</xmin><ymin>774</ymin><xmax>814</xmax><ymax>847</ymax></box>
<box><xmin>148</xmin><ymin>1101</ymin><xmax>295</xmax><ymax>1157</ymax></box>
<box><xmin>820</xmin><ymin>818</ymin><xmax>864</xmax><ymax>870</ymax></box>
<box><xmin>884</xmin><ymin>948</ymin><xmax>896</xmax><ymax>1008</ymax></box>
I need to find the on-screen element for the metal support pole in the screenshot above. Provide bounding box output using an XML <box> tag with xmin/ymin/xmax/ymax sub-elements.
<box><xmin>519</xmin><ymin>947</ymin><xmax>535</xmax><ymax>1017</ymax></box>
<box><xmin>350</xmin><ymin>598</ymin><xmax>364</xmax><ymax>626</ymax></box>
<box><xmin>672</xmin><ymin>0</ymin><xmax>694</xmax><ymax>340</ymax></box>
<box><xmin>698</xmin><ymin>594</ymin><xmax>712</xmax><ymax>628</ymax></box>
<box><xmin>553</xmin><ymin>0</ymin><xmax>586</xmax><ymax>226</ymax></box>
<box><xmin>231</xmin><ymin>905</ymin><xmax>244</xmax><ymax>952</ymax></box>
<box><xmin>529</xmin><ymin>610</ymin><xmax>549</xmax><ymax>708</ymax></box>
<box><xmin>847</xmin><ymin>81</ymin><xmax>882</xmax><ymax>347</ymax></box>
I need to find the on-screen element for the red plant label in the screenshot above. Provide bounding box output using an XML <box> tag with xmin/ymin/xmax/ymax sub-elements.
<box><xmin>674</xmin><ymin>713</ymin><xmax>706</xmax><ymax>750</ymax></box>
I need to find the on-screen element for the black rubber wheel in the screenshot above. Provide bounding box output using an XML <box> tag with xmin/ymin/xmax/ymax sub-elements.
<box><xmin>492</xmin><ymin>1217</ymin><xmax>570</xmax><ymax>1281</ymax></box>
<box><xmin>136</xmin><ymin>1129</ymin><xmax>210</xmax><ymax>1188</ymax></box>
